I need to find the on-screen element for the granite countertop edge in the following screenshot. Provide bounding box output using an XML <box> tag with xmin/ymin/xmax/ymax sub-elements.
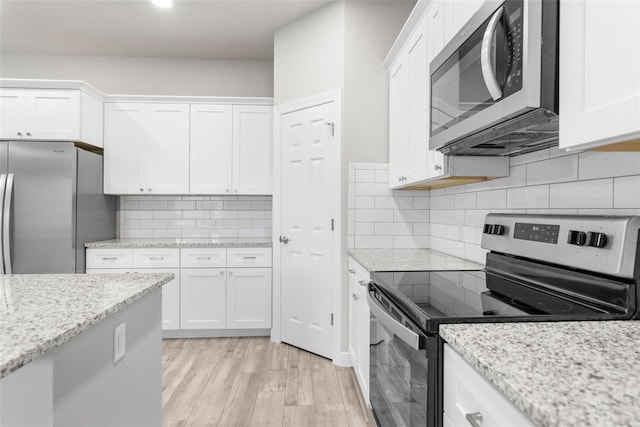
<box><xmin>85</xmin><ymin>239</ymin><xmax>273</xmax><ymax>249</ymax></box>
<box><xmin>348</xmin><ymin>248</ymin><xmax>484</xmax><ymax>272</ymax></box>
<box><xmin>0</xmin><ymin>274</ymin><xmax>173</xmax><ymax>379</ymax></box>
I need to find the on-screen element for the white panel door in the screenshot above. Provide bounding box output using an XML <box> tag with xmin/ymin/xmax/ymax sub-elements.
<box><xmin>280</xmin><ymin>102</ymin><xmax>335</xmax><ymax>359</ymax></box>
<box><xmin>180</xmin><ymin>268</ymin><xmax>227</xmax><ymax>329</ymax></box>
<box><xmin>189</xmin><ymin>104</ymin><xmax>233</xmax><ymax>194</ymax></box>
<box><xmin>388</xmin><ymin>58</ymin><xmax>409</xmax><ymax>188</ymax></box>
<box><xmin>0</xmin><ymin>88</ymin><xmax>26</xmax><ymax>139</ymax></box>
<box><xmin>226</xmin><ymin>267</ymin><xmax>272</xmax><ymax>329</ymax></box>
<box><xmin>146</xmin><ymin>103</ymin><xmax>190</xmax><ymax>194</ymax></box>
<box><xmin>559</xmin><ymin>0</ymin><xmax>640</xmax><ymax>150</ymax></box>
<box><xmin>232</xmin><ymin>105</ymin><xmax>273</xmax><ymax>195</ymax></box>
<box><xmin>27</xmin><ymin>89</ymin><xmax>80</xmax><ymax>141</ymax></box>
<box><xmin>104</xmin><ymin>103</ymin><xmax>147</xmax><ymax>194</ymax></box>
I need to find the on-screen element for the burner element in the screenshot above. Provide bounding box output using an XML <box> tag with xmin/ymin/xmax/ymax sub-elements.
<box><xmin>510</xmin><ymin>297</ymin><xmax>574</xmax><ymax>313</ymax></box>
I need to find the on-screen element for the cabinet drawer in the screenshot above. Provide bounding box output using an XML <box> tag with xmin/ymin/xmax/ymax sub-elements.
<box><xmin>133</xmin><ymin>248</ymin><xmax>180</xmax><ymax>268</ymax></box>
<box><xmin>226</xmin><ymin>248</ymin><xmax>272</xmax><ymax>268</ymax></box>
<box><xmin>86</xmin><ymin>249</ymin><xmax>133</xmax><ymax>269</ymax></box>
<box><xmin>181</xmin><ymin>248</ymin><xmax>226</xmax><ymax>268</ymax></box>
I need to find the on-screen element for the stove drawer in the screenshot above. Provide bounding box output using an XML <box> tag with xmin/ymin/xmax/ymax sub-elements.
<box><xmin>444</xmin><ymin>344</ymin><xmax>534</xmax><ymax>427</ymax></box>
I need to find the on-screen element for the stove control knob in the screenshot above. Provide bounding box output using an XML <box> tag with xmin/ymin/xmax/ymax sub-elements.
<box><xmin>493</xmin><ymin>225</ymin><xmax>505</xmax><ymax>235</ymax></box>
<box><xmin>483</xmin><ymin>224</ymin><xmax>494</xmax><ymax>234</ymax></box>
<box><xmin>586</xmin><ymin>231</ymin><xmax>608</xmax><ymax>248</ymax></box>
<box><xmin>567</xmin><ymin>230</ymin><xmax>587</xmax><ymax>246</ymax></box>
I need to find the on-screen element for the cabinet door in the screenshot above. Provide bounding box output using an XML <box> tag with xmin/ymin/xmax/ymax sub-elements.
<box><xmin>180</xmin><ymin>268</ymin><xmax>226</xmax><ymax>329</ymax></box>
<box><xmin>389</xmin><ymin>58</ymin><xmax>410</xmax><ymax>188</ymax></box>
<box><xmin>426</xmin><ymin>1</ymin><xmax>448</xmax><ymax>179</ymax></box>
<box><xmin>559</xmin><ymin>1</ymin><xmax>640</xmax><ymax>150</ymax></box>
<box><xmin>189</xmin><ymin>104</ymin><xmax>233</xmax><ymax>194</ymax></box>
<box><xmin>226</xmin><ymin>267</ymin><xmax>272</xmax><ymax>329</ymax></box>
<box><xmin>406</xmin><ymin>16</ymin><xmax>429</xmax><ymax>185</ymax></box>
<box><xmin>348</xmin><ymin>267</ymin><xmax>360</xmax><ymax>368</ymax></box>
<box><xmin>0</xmin><ymin>88</ymin><xmax>26</xmax><ymax>139</ymax></box>
<box><xmin>104</xmin><ymin>103</ymin><xmax>147</xmax><ymax>194</ymax></box>
<box><xmin>446</xmin><ymin>0</ymin><xmax>484</xmax><ymax>40</ymax></box>
<box><xmin>232</xmin><ymin>105</ymin><xmax>273</xmax><ymax>195</ymax></box>
<box><xmin>146</xmin><ymin>103</ymin><xmax>190</xmax><ymax>194</ymax></box>
<box><xmin>27</xmin><ymin>89</ymin><xmax>80</xmax><ymax>140</ymax></box>
<box><xmin>131</xmin><ymin>267</ymin><xmax>180</xmax><ymax>331</ymax></box>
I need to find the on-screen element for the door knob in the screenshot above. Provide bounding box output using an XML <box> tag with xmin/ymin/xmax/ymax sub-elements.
<box><xmin>279</xmin><ymin>236</ymin><xmax>290</xmax><ymax>244</ymax></box>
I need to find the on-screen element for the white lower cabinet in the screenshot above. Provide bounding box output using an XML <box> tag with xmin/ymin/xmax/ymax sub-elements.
<box><xmin>86</xmin><ymin>246</ymin><xmax>272</xmax><ymax>335</ymax></box>
<box><xmin>348</xmin><ymin>256</ymin><xmax>371</xmax><ymax>403</ymax></box>
<box><xmin>444</xmin><ymin>344</ymin><xmax>535</xmax><ymax>427</ymax></box>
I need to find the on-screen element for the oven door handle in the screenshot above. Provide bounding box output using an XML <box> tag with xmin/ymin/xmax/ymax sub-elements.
<box><xmin>366</xmin><ymin>287</ymin><xmax>422</xmax><ymax>350</ymax></box>
<box><xmin>480</xmin><ymin>6</ymin><xmax>504</xmax><ymax>100</ymax></box>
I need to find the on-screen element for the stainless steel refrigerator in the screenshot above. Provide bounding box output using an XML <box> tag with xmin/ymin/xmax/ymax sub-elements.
<box><xmin>0</xmin><ymin>141</ymin><xmax>116</xmax><ymax>274</ymax></box>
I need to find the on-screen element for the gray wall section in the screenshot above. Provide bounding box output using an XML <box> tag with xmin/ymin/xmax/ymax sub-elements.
<box><xmin>0</xmin><ymin>54</ymin><xmax>274</xmax><ymax>97</ymax></box>
<box><xmin>53</xmin><ymin>290</ymin><xmax>163</xmax><ymax>426</ymax></box>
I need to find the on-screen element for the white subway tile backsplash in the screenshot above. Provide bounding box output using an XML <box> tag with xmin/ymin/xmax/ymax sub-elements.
<box><xmin>507</xmin><ymin>185</ymin><xmax>549</xmax><ymax>209</ymax></box>
<box><xmin>614</xmin><ymin>175</ymin><xmax>640</xmax><ymax>208</ymax></box>
<box><xmin>197</xmin><ymin>200</ymin><xmax>224</xmax><ymax>210</ymax></box>
<box><xmin>355</xmin><ymin>182</ymin><xmax>391</xmax><ymax>196</ymax></box>
<box><xmin>393</xmin><ymin>235</ymin><xmax>430</xmax><ymax>249</ymax></box>
<box><xmin>549</xmin><ymin>179</ymin><xmax>613</xmax><ymax>209</ymax></box>
<box><xmin>154</xmin><ymin>210</ymin><xmax>182</xmax><ymax>220</ymax></box>
<box><xmin>355</xmin><ymin>236</ymin><xmax>394</xmax><ymax>249</ymax></box>
<box><xmin>167</xmin><ymin>200</ymin><xmax>196</xmax><ymax>210</ymax></box>
<box><xmin>394</xmin><ymin>209</ymin><xmax>429</xmax><ymax>223</ymax></box>
<box><xmin>413</xmin><ymin>197</ymin><xmax>429</xmax><ymax>210</ymax></box>
<box><xmin>375</xmin><ymin>169</ymin><xmax>389</xmax><ymax>183</ymax></box>
<box><xmin>477</xmin><ymin>189</ymin><xmax>507</xmax><ymax>209</ymax></box>
<box><xmin>210</xmin><ymin>210</ymin><xmax>239</xmax><ymax>219</ymax></box>
<box><xmin>375</xmin><ymin>196</ymin><xmax>413</xmax><ymax>210</ymax></box>
<box><xmin>182</xmin><ymin>229</ymin><xmax>210</xmax><ymax>238</ymax></box>
<box><xmin>454</xmin><ymin>193</ymin><xmax>476</xmax><ymax>209</ymax></box>
<box><xmin>355</xmin><ymin>209</ymin><xmax>394</xmax><ymax>223</ymax></box>
<box><xmin>355</xmin><ymin>196</ymin><xmax>375</xmax><ymax>209</ymax></box>
<box><xmin>375</xmin><ymin>222</ymin><xmax>412</xmax><ymax>236</ymax></box>
<box><xmin>355</xmin><ymin>222</ymin><xmax>374</xmax><ymax>235</ymax></box>
<box><xmin>431</xmin><ymin>195</ymin><xmax>455</xmax><ymax>210</ymax></box>
<box><xmin>413</xmin><ymin>223</ymin><xmax>430</xmax><ymax>236</ymax></box>
<box><xmin>124</xmin><ymin>210</ymin><xmax>153</xmax><ymax>220</ymax></box>
<box><xmin>237</xmin><ymin>210</ymin><xmax>267</xmax><ymax>219</ymax></box>
<box><xmin>526</xmin><ymin>154</ymin><xmax>578</xmax><ymax>185</ymax></box>
<box><xmin>579</xmin><ymin>152</ymin><xmax>640</xmax><ymax>180</ymax></box>
<box><xmin>355</xmin><ymin>169</ymin><xmax>375</xmax><ymax>183</ymax></box>
<box><xmin>430</xmin><ymin>209</ymin><xmax>465</xmax><ymax>225</ymax></box>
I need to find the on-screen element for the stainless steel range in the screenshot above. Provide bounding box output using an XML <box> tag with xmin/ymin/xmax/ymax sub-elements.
<box><xmin>367</xmin><ymin>214</ymin><xmax>640</xmax><ymax>427</ymax></box>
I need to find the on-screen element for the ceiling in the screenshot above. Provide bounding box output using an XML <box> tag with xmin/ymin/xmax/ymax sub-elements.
<box><xmin>0</xmin><ymin>0</ymin><xmax>335</xmax><ymax>61</ymax></box>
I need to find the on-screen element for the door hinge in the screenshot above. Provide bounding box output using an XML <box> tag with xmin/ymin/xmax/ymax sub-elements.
<box><xmin>330</xmin><ymin>313</ymin><xmax>334</xmax><ymax>326</ymax></box>
<box><xmin>331</xmin><ymin>218</ymin><xmax>334</xmax><ymax>231</ymax></box>
<box><xmin>325</xmin><ymin>122</ymin><xmax>334</xmax><ymax>137</ymax></box>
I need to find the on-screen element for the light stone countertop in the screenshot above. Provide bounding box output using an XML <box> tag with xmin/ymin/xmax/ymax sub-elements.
<box><xmin>348</xmin><ymin>248</ymin><xmax>484</xmax><ymax>272</ymax></box>
<box><xmin>0</xmin><ymin>273</ymin><xmax>173</xmax><ymax>379</ymax></box>
<box><xmin>440</xmin><ymin>321</ymin><xmax>640</xmax><ymax>427</ymax></box>
<box><xmin>85</xmin><ymin>237</ymin><xmax>273</xmax><ymax>249</ymax></box>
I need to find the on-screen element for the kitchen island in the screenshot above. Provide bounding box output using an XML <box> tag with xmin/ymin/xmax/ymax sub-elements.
<box><xmin>440</xmin><ymin>321</ymin><xmax>640</xmax><ymax>427</ymax></box>
<box><xmin>0</xmin><ymin>272</ymin><xmax>173</xmax><ymax>426</ymax></box>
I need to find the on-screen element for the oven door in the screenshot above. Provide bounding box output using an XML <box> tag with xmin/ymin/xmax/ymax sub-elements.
<box><xmin>367</xmin><ymin>283</ymin><xmax>438</xmax><ymax>427</ymax></box>
<box><xmin>430</xmin><ymin>0</ymin><xmax>536</xmax><ymax>150</ymax></box>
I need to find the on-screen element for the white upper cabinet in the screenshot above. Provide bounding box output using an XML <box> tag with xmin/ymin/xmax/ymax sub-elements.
<box><xmin>104</xmin><ymin>102</ymin><xmax>190</xmax><ymax>195</ymax></box>
<box><xmin>190</xmin><ymin>104</ymin><xmax>234</xmax><ymax>194</ymax></box>
<box><xmin>232</xmin><ymin>105</ymin><xmax>273</xmax><ymax>195</ymax></box>
<box><xmin>190</xmin><ymin>104</ymin><xmax>273</xmax><ymax>195</ymax></box>
<box><xmin>559</xmin><ymin>0</ymin><xmax>640</xmax><ymax>151</ymax></box>
<box><xmin>146</xmin><ymin>103</ymin><xmax>190</xmax><ymax>194</ymax></box>
<box><xmin>386</xmin><ymin>0</ymin><xmax>508</xmax><ymax>189</ymax></box>
<box><xmin>0</xmin><ymin>88</ymin><xmax>103</xmax><ymax>147</ymax></box>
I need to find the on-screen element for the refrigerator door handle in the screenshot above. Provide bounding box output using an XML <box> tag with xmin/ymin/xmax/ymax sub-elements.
<box><xmin>0</xmin><ymin>174</ymin><xmax>6</xmax><ymax>274</ymax></box>
<box><xmin>3</xmin><ymin>174</ymin><xmax>14</xmax><ymax>274</ymax></box>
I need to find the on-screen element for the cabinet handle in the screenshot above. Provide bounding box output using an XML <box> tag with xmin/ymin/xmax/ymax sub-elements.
<box><xmin>226</xmin><ymin>188</ymin><xmax>230</xmax><ymax>193</ymax></box>
<box><xmin>196</xmin><ymin>256</ymin><xmax>211</xmax><ymax>260</ymax></box>
<box><xmin>243</xmin><ymin>256</ymin><xmax>257</xmax><ymax>260</ymax></box>
<box><xmin>228</xmin><ymin>271</ymin><xmax>233</xmax><ymax>276</ymax></box>
<box><xmin>358</xmin><ymin>280</ymin><xmax>369</xmax><ymax>287</ymax></box>
<box><xmin>149</xmin><ymin>256</ymin><xmax>165</xmax><ymax>261</ymax></box>
<box><xmin>101</xmin><ymin>257</ymin><xmax>118</xmax><ymax>261</ymax></box>
<box><xmin>140</xmin><ymin>188</ymin><xmax>144</xmax><ymax>192</ymax></box>
<box><xmin>219</xmin><ymin>271</ymin><xmax>224</xmax><ymax>276</ymax></box>
<box><xmin>348</xmin><ymin>269</ymin><xmax>356</xmax><ymax>274</ymax></box>
<box><xmin>234</xmin><ymin>189</ymin><xmax>238</xmax><ymax>193</ymax></box>
<box><xmin>465</xmin><ymin>412</ymin><xmax>483</xmax><ymax>427</ymax></box>
<box><xmin>26</xmin><ymin>132</ymin><xmax>31</xmax><ymax>137</ymax></box>
<box><xmin>17</xmin><ymin>132</ymin><xmax>22</xmax><ymax>137</ymax></box>
<box><xmin>434</xmin><ymin>164</ymin><xmax>443</xmax><ymax>171</ymax></box>
<box><xmin>148</xmin><ymin>188</ymin><xmax>152</xmax><ymax>192</ymax></box>
<box><xmin>352</xmin><ymin>293</ymin><xmax>359</xmax><ymax>301</ymax></box>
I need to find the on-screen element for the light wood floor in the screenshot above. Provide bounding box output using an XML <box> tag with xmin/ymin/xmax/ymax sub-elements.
<box><xmin>162</xmin><ymin>337</ymin><xmax>376</xmax><ymax>427</ymax></box>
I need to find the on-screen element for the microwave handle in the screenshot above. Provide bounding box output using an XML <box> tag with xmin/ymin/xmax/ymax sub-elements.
<box><xmin>481</xmin><ymin>6</ymin><xmax>504</xmax><ymax>101</ymax></box>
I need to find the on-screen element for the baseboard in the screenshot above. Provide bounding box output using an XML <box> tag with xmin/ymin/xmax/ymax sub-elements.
<box><xmin>162</xmin><ymin>329</ymin><xmax>271</xmax><ymax>339</ymax></box>
<box><xmin>334</xmin><ymin>351</ymin><xmax>353</xmax><ymax>367</ymax></box>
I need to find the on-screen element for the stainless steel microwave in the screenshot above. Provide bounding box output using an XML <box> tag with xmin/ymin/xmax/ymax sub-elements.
<box><xmin>430</xmin><ymin>0</ymin><xmax>559</xmax><ymax>156</ymax></box>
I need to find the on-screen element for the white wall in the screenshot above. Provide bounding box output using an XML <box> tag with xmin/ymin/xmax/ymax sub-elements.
<box><xmin>0</xmin><ymin>54</ymin><xmax>273</xmax><ymax>96</ymax></box>
<box><xmin>273</xmin><ymin>2</ymin><xmax>345</xmax><ymax>106</ymax></box>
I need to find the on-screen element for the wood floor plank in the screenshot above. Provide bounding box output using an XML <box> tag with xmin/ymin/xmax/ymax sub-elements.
<box><xmin>336</xmin><ymin>368</ymin><xmax>373</xmax><ymax>427</ymax></box>
<box><xmin>225</xmin><ymin>337</ymin><xmax>251</xmax><ymax>359</ymax></box>
<box><xmin>163</xmin><ymin>366</ymin><xmax>214</xmax><ymax>422</ymax></box>
<box><xmin>261</xmin><ymin>369</ymin><xmax>287</xmax><ymax>393</ymax></box>
<box><xmin>311</xmin><ymin>354</ymin><xmax>344</xmax><ymax>407</ymax></box>
<box><xmin>283</xmin><ymin>405</ymin><xmax>315</xmax><ymax>427</ymax></box>
<box><xmin>218</xmin><ymin>372</ymin><xmax>262</xmax><ymax>426</ymax></box>
<box><xmin>190</xmin><ymin>338</ymin><xmax>229</xmax><ymax>371</ymax></box>
<box><xmin>184</xmin><ymin>358</ymin><xmax>242</xmax><ymax>427</ymax></box>
<box><xmin>249</xmin><ymin>391</ymin><xmax>285</xmax><ymax>426</ymax></box>
<box><xmin>268</xmin><ymin>341</ymin><xmax>289</xmax><ymax>371</ymax></box>
<box><xmin>315</xmin><ymin>404</ymin><xmax>349</xmax><ymax>427</ymax></box>
<box><xmin>240</xmin><ymin>337</ymin><xmax>269</xmax><ymax>373</ymax></box>
<box><xmin>163</xmin><ymin>346</ymin><xmax>199</xmax><ymax>388</ymax></box>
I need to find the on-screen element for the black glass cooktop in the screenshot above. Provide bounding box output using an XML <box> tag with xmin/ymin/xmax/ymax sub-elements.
<box><xmin>369</xmin><ymin>266</ymin><xmax>632</xmax><ymax>335</ymax></box>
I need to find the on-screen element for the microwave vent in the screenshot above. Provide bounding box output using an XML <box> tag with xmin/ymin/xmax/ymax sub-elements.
<box><xmin>439</xmin><ymin>109</ymin><xmax>559</xmax><ymax>157</ymax></box>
